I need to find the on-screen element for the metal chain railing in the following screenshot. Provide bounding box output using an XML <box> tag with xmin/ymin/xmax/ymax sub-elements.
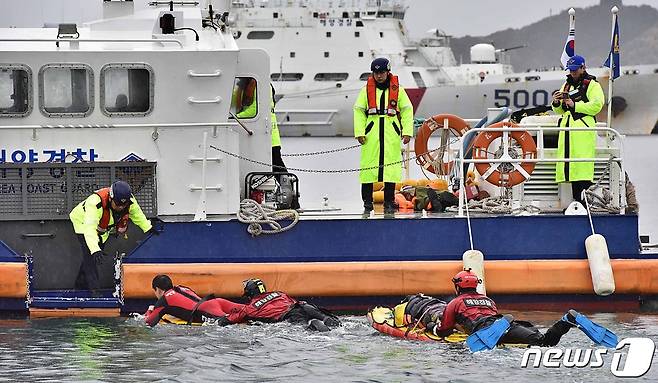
<box><xmin>281</xmin><ymin>144</ymin><xmax>362</xmax><ymax>157</ymax></box>
<box><xmin>209</xmin><ymin>144</ymin><xmax>426</xmax><ymax>174</ymax></box>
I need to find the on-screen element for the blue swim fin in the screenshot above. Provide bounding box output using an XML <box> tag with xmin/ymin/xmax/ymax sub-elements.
<box><xmin>562</xmin><ymin>309</ymin><xmax>618</xmax><ymax>348</ymax></box>
<box><xmin>466</xmin><ymin>314</ymin><xmax>513</xmax><ymax>352</ymax></box>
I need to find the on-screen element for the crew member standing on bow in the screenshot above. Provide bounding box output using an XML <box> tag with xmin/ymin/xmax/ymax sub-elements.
<box><xmin>354</xmin><ymin>57</ymin><xmax>413</xmax><ymax>214</ymax></box>
<box><xmin>270</xmin><ymin>84</ymin><xmax>287</xmax><ymax>177</ymax></box>
<box><xmin>217</xmin><ymin>278</ymin><xmax>341</xmax><ymax>332</ymax></box>
<box><xmin>552</xmin><ymin>55</ymin><xmax>605</xmax><ymax>205</ymax></box>
<box><xmin>69</xmin><ymin>181</ymin><xmax>158</xmax><ymax>293</ymax></box>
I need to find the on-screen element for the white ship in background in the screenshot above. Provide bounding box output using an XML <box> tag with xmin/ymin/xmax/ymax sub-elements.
<box><xmin>228</xmin><ymin>0</ymin><xmax>658</xmax><ymax>136</ymax></box>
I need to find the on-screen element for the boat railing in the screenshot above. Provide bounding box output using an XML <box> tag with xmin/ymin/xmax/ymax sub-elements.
<box><xmin>452</xmin><ymin>123</ymin><xmax>624</xmax><ymax>217</ymax></box>
<box><xmin>275</xmin><ymin>109</ymin><xmax>339</xmax><ymax>127</ymax></box>
<box><xmin>0</xmin><ymin>38</ymin><xmax>185</xmax><ymax>48</ymax></box>
<box><xmin>0</xmin><ymin>121</ymin><xmax>246</xmax><ymax>141</ymax></box>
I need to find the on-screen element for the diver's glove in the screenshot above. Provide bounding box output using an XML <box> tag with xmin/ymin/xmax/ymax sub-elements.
<box><xmin>215</xmin><ymin>316</ymin><xmax>231</xmax><ymax>326</ymax></box>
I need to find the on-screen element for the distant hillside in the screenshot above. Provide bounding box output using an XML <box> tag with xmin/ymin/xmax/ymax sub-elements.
<box><xmin>449</xmin><ymin>0</ymin><xmax>658</xmax><ymax>71</ymax></box>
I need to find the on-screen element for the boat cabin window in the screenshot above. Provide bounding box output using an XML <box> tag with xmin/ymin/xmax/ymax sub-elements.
<box><xmin>359</xmin><ymin>72</ymin><xmax>371</xmax><ymax>81</ymax></box>
<box><xmin>247</xmin><ymin>31</ymin><xmax>274</xmax><ymax>40</ymax></box>
<box><xmin>39</xmin><ymin>64</ymin><xmax>93</xmax><ymax>117</ymax></box>
<box><xmin>230</xmin><ymin>77</ymin><xmax>258</xmax><ymax>119</ymax></box>
<box><xmin>100</xmin><ymin>64</ymin><xmax>154</xmax><ymax>117</ymax></box>
<box><xmin>356</xmin><ymin>21</ymin><xmax>364</xmax><ymax>27</ymax></box>
<box><xmin>355</xmin><ymin>31</ymin><xmax>360</xmax><ymax>37</ymax></box>
<box><xmin>0</xmin><ymin>65</ymin><xmax>32</xmax><ymax>117</ymax></box>
<box><xmin>314</xmin><ymin>73</ymin><xmax>348</xmax><ymax>82</ymax></box>
<box><xmin>271</xmin><ymin>73</ymin><xmax>303</xmax><ymax>81</ymax></box>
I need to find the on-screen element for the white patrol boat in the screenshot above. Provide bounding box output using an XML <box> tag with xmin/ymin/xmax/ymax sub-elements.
<box><xmin>227</xmin><ymin>0</ymin><xmax>658</xmax><ymax>136</ymax></box>
<box><xmin>0</xmin><ymin>0</ymin><xmax>656</xmax><ymax>318</ymax></box>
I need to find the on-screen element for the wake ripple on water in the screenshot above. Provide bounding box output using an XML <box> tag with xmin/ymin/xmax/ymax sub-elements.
<box><xmin>0</xmin><ymin>312</ymin><xmax>656</xmax><ymax>382</ymax></box>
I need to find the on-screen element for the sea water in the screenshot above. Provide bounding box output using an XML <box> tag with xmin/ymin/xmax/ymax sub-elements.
<box><xmin>0</xmin><ymin>311</ymin><xmax>656</xmax><ymax>382</ymax></box>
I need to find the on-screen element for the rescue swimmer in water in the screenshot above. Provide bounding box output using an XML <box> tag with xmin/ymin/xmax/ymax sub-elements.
<box><xmin>144</xmin><ymin>277</ymin><xmax>341</xmax><ymax>331</ymax></box>
<box><xmin>412</xmin><ymin>270</ymin><xmax>619</xmax><ymax>351</ymax></box>
<box><xmin>213</xmin><ymin>278</ymin><xmax>341</xmax><ymax>332</ymax></box>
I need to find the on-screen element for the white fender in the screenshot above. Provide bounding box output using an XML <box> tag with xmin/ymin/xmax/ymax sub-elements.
<box><xmin>463</xmin><ymin>249</ymin><xmax>486</xmax><ymax>295</ymax></box>
<box><xmin>585</xmin><ymin>234</ymin><xmax>616</xmax><ymax>296</ymax></box>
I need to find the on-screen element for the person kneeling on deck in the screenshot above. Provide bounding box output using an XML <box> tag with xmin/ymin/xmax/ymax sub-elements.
<box><xmin>396</xmin><ymin>185</ymin><xmax>458</xmax><ymax>213</ymax></box>
<box><xmin>430</xmin><ymin>270</ymin><xmax>617</xmax><ymax>349</ymax></box>
<box><xmin>215</xmin><ymin>278</ymin><xmax>341</xmax><ymax>332</ymax></box>
<box><xmin>69</xmin><ymin>181</ymin><xmax>158</xmax><ymax>295</ymax></box>
<box><xmin>144</xmin><ymin>274</ymin><xmax>245</xmax><ymax>327</ymax></box>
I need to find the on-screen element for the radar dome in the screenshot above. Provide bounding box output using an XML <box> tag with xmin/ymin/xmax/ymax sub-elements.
<box><xmin>470</xmin><ymin>44</ymin><xmax>496</xmax><ymax>64</ymax></box>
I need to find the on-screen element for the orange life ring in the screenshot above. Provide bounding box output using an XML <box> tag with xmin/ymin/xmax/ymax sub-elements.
<box><xmin>471</xmin><ymin>121</ymin><xmax>537</xmax><ymax>187</ymax></box>
<box><xmin>414</xmin><ymin>114</ymin><xmax>470</xmax><ymax>175</ymax></box>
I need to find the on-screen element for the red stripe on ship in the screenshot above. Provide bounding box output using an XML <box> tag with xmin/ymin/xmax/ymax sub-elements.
<box><xmin>404</xmin><ymin>88</ymin><xmax>426</xmax><ymax>112</ymax></box>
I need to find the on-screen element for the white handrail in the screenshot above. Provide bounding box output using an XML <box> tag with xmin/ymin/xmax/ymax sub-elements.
<box><xmin>0</xmin><ymin>38</ymin><xmax>184</xmax><ymax>48</ymax></box>
<box><xmin>188</xmin><ymin>69</ymin><xmax>222</xmax><ymax>77</ymax></box>
<box><xmin>455</xmin><ymin>125</ymin><xmax>625</xmax><ymax>217</ymax></box>
<box><xmin>0</xmin><ymin>122</ymin><xmax>236</xmax><ymax>129</ymax></box>
<box><xmin>188</xmin><ymin>97</ymin><xmax>222</xmax><ymax>104</ymax></box>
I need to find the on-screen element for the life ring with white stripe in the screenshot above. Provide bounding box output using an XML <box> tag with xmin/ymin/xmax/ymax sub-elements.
<box><xmin>414</xmin><ymin>114</ymin><xmax>470</xmax><ymax>175</ymax></box>
<box><xmin>471</xmin><ymin>121</ymin><xmax>537</xmax><ymax>187</ymax></box>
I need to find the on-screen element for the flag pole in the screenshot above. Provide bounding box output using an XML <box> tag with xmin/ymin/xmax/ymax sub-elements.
<box><xmin>606</xmin><ymin>6</ymin><xmax>619</xmax><ymax>130</ymax></box>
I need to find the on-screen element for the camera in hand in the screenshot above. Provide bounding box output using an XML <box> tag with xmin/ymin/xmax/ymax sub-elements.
<box><xmin>561</xmin><ymin>92</ymin><xmax>569</xmax><ymax>100</ymax></box>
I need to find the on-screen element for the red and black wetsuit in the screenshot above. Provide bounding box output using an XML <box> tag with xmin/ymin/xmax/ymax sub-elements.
<box><xmin>436</xmin><ymin>291</ymin><xmax>497</xmax><ymax>335</ymax></box>
<box><xmin>226</xmin><ymin>291</ymin><xmax>341</xmax><ymax>330</ymax></box>
<box><xmin>227</xmin><ymin>291</ymin><xmax>298</xmax><ymax>323</ymax></box>
<box><xmin>436</xmin><ymin>290</ymin><xmax>572</xmax><ymax>346</ymax></box>
<box><xmin>144</xmin><ymin>285</ymin><xmax>244</xmax><ymax>327</ymax></box>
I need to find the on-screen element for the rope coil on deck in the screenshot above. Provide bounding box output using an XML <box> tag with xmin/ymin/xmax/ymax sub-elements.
<box><xmin>238</xmin><ymin>199</ymin><xmax>299</xmax><ymax>236</ymax></box>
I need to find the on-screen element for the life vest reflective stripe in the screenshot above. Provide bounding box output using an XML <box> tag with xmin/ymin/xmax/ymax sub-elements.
<box><xmin>94</xmin><ymin>187</ymin><xmax>130</xmax><ymax>234</ymax></box>
<box><xmin>366</xmin><ymin>75</ymin><xmax>400</xmax><ymax>116</ymax></box>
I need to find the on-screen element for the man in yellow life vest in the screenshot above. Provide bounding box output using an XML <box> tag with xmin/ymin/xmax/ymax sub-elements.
<box><xmin>69</xmin><ymin>180</ymin><xmax>156</xmax><ymax>293</ymax></box>
<box><xmin>551</xmin><ymin>55</ymin><xmax>604</xmax><ymax>205</ymax></box>
<box><xmin>269</xmin><ymin>84</ymin><xmax>287</xmax><ymax>176</ymax></box>
<box><xmin>354</xmin><ymin>57</ymin><xmax>413</xmax><ymax>214</ymax></box>
<box><xmin>234</xmin><ymin>79</ymin><xmax>286</xmax><ymax>176</ymax></box>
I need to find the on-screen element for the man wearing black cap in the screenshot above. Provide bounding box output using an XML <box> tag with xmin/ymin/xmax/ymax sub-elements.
<box><xmin>69</xmin><ymin>181</ymin><xmax>158</xmax><ymax>294</ymax></box>
<box><xmin>354</xmin><ymin>57</ymin><xmax>414</xmax><ymax>215</ymax></box>
<box><xmin>551</xmin><ymin>55</ymin><xmax>604</xmax><ymax>206</ymax></box>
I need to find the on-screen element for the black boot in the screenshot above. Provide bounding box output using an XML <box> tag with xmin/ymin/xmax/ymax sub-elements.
<box><xmin>361</xmin><ymin>183</ymin><xmax>374</xmax><ymax>213</ymax></box>
<box><xmin>383</xmin><ymin>202</ymin><xmax>396</xmax><ymax>215</ymax></box>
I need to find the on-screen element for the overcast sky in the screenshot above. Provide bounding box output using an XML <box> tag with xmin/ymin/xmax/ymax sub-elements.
<box><xmin>405</xmin><ymin>0</ymin><xmax>657</xmax><ymax>38</ymax></box>
<box><xmin>1</xmin><ymin>0</ymin><xmax>656</xmax><ymax>38</ymax></box>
